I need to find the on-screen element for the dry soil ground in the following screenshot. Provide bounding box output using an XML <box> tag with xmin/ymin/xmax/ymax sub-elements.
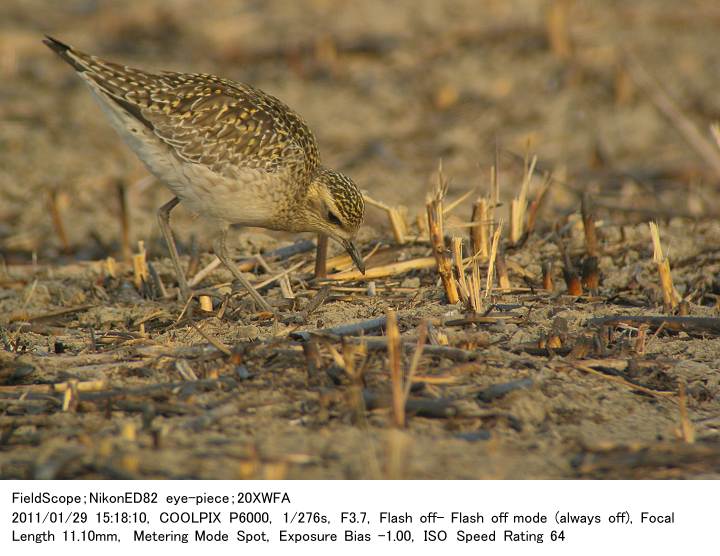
<box><xmin>1</xmin><ymin>0</ymin><xmax>720</xmax><ymax>478</ymax></box>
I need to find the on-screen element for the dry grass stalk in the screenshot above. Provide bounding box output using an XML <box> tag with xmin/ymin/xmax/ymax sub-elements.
<box><xmin>105</xmin><ymin>257</ymin><xmax>117</xmax><ymax>279</ymax></box>
<box><xmin>581</xmin><ymin>256</ymin><xmax>600</xmax><ymax>291</ymax></box>
<box><xmin>403</xmin><ymin>321</ymin><xmax>428</xmax><ymax>401</ymax></box>
<box><xmin>542</xmin><ymin>261</ymin><xmax>554</xmax><ymax>291</ymax></box>
<box><xmin>189</xmin><ymin>322</ymin><xmax>232</xmax><ymax>355</ymax></box>
<box><xmin>189</xmin><ymin>258</ymin><xmax>221</xmax><ymax>287</ymax></box>
<box><xmin>451</xmin><ymin>236</ymin><xmax>469</xmax><ymax>304</ymax></box>
<box><xmin>388</xmin><ymin>208</ymin><xmax>407</xmax><ymax>244</ymax></box>
<box><xmin>581</xmin><ymin>193</ymin><xmax>599</xmax><ymax>257</ymax></box>
<box><xmin>199</xmin><ymin>295</ymin><xmax>213</xmax><ymax>312</ymax></box>
<box><xmin>427</xmin><ymin>163</ymin><xmax>459</xmax><ymax>304</ymax></box>
<box><xmin>484</xmin><ymin>220</ymin><xmax>504</xmax><ymax>298</ymax></box>
<box><xmin>634</xmin><ymin>324</ymin><xmax>648</xmax><ymax>355</ymax></box>
<box><xmin>54</xmin><ymin>380</ymin><xmax>106</xmax><ymax>393</ymax></box>
<box><xmin>564</xmin><ymin>268</ymin><xmax>583</xmax><ymax>296</ymax></box>
<box><xmin>384</xmin><ymin>429</ymin><xmax>411</xmax><ymax>479</ymax></box>
<box><xmin>116</xmin><ymin>180</ymin><xmax>132</xmax><ymax>262</ymax></box>
<box><xmin>386</xmin><ymin>309</ymin><xmax>405</xmax><ymax>427</ymax></box>
<box><xmin>495</xmin><ymin>250</ymin><xmax>511</xmax><ymax>290</ymax></box>
<box><xmin>132</xmin><ymin>240</ymin><xmax>148</xmax><ymax>290</ymax></box>
<box><xmin>314</xmin><ymin>233</ymin><xmax>328</xmax><ymax>278</ymax></box>
<box><xmin>327</xmin><ymin>256</ymin><xmax>436</xmax><ymax>281</ymax></box>
<box><xmin>342</xmin><ymin>339</ymin><xmax>367</xmax><ymax>383</ymax></box>
<box><xmin>175</xmin><ymin>359</ymin><xmax>198</xmax><ymax>381</ymax></box>
<box><xmin>525</xmin><ymin>172</ymin><xmax>552</xmax><ymax>236</ymax></box>
<box><xmin>510</xmin><ymin>155</ymin><xmax>536</xmax><ymax>245</ymax></box>
<box><xmin>443</xmin><ymin>188</ymin><xmax>474</xmax><ymax>215</ymax></box>
<box><xmin>677</xmin><ymin>380</ymin><xmax>695</xmax><ymax>444</ymax></box>
<box><xmin>362</xmin><ymin>192</ymin><xmax>407</xmax><ymax>244</ymax></box>
<box><xmin>62</xmin><ymin>379</ymin><xmax>79</xmax><ymax>412</ymax></box>
<box><xmin>468</xmin><ymin>254</ymin><xmax>483</xmax><ymax>312</ymax></box>
<box><xmin>561</xmin><ymin>362</ymin><xmax>675</xmax><ymax>399</ymax></box>
<box><xmin>470</xmin><ymin>197</ymin><xmax>489</xmax><ymax>260</ymax></box>
<box><xmin>415</xmin><ymin>212</ymin><xmax>429</xmax><ymax>241</ymax></box>
<box><xmin>649</xmin><ymin>221</ymin><xmax>679</xmax><ymax>311</ymax></box>
<box><xmin>47</xmin><ymin>189</ymin><xmax>71</xmax><ymax>254</ymax></box>
<box><xmin>342</xmin><ymin>339</ymin><xmax>368</xmax><ymax>424</ymax></box>
<box><xmin>147</xmin><ymin>261</ymin><xmax>168</xmax><ymax>298</ymax></box>
<box><xmin>560</xmin><ymin>243</ymin><xmax>583</xmax><ymax>295</ymax></box>
<box><xmin>279</xmin><ymin>274</ymin><xmax>295</xmax><ymax>299</ymax></box>
<box><xmin>232</xmin><ymin>260</ymin><xmax>304</xmax><ymax>297</ymax></box>
<box><xmin>545</xmin><ymin>0</ymin><xmax>573</xmax><ymax>59</ymax></box>
<box><xmin>627</xmin><ymin>55</ymin><xmax>720</xmax><ymax>180</ymax></box>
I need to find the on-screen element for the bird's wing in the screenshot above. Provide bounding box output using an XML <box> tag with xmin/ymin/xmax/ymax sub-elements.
<box><xmin>43</xmin><ymin>36</ymin><xmax>320</xmax><ymax>182</ymax></box>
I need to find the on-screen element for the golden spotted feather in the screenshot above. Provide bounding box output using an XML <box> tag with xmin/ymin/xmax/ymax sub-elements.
<box><xmin>44</xmin><ymin>36</ymin><xmax>320</xmax><ymax>185</ymax></box>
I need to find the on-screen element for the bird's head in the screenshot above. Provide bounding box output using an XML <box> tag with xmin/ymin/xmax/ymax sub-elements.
<box><xmin>293</xmin><ymin>167</ymin><xmax>365</xmax><ymax>273</ymax></box>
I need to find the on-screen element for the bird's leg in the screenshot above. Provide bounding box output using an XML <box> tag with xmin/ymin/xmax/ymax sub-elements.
<box><xmin>157</xmin><ymin>196</ymin><xmax>191</xmax><ymax>299</ymax></box>
<box><xmin>212</xmin><ymin>228</ymin><xmax>274</xmax><ymax>314</ymax></box>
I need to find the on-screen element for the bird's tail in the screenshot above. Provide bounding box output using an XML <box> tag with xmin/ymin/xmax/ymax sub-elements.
<box><xmin>42</xmin><ymin>35</ymin><xmax>91</xmax><ymax>73</ymax></box>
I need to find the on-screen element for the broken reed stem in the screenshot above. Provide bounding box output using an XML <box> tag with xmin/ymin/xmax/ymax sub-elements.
<box><xmin>116</xmin><ymin>180</ymin><xmax>132</xmax><ymax>262</ymax></box>
<box><xmin>677</xmin><ymin>380</ymin><xmax>695</xmax><ymax>444</ymax></box>
<box><xmin>314</xmin><ymin>233</ymin><xmax>328</xmax><ymax>279</ymax></box>
<box><xmin>649</xmin><ymin>221</ymin><xmax>679</xmax><ymax>311</ymax></box>
<box><xmin>386</xmin><ymin>309</ymin><xmax>405</xmax><ymax>428</ymax></box>
<box><xmin>510</xmin><ymin>155</ymin><xmax>536</xmax><ymax>245</ymax></box>
<box><xmin>132</xmin><ymin>240</ymin><xmax>148</xmax><ymax>290</ymax></box>
<box><xmin>451</xmin><ymin>237</ymin><xmax>469</xmax><ymax>303</ymax></box>
<box><xmin>47</xmin><ymin>189</ymin><xmax>71</xmax><ymax>254</ymax></box>
<box><xmin>484</xmin><ymin>220</ymin><xmax>503</xmax><ymax>298</ymax></box>
<box><xmin>427</xmin><ymin>165</ymin><xmax>459</xmax><ymax>304</ymax></box>
<box><xmin>470</xmin><ymin>197</ymin><xmax>489</xmax><ymax>260</ymax></box>
<box><xmin>199</xmin><ymin>295</ymin><xmax>213</xmax><ymax>312</ymax></box>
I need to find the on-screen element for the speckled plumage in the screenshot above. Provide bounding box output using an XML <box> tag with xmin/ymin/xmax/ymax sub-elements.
<box><xmin>44</xmin><ymin>36</ymin><xmax>366</xmax><ymax>306</ymax></box>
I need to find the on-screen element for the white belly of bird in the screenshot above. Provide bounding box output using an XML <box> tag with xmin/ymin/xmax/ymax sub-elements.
<box><xmin>90</xmin><ymin>87</ymin><xmax>282</xmax><ymax>227</ymax></box>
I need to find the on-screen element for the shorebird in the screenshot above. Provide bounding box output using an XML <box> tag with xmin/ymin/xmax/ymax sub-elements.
<box><xmin>43</xmin><ymin>36</ymin><xmax>365</xmax><ymax>312</ymax></box>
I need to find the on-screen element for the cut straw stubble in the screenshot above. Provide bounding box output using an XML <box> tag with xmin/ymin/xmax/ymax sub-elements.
<box><xmin>426</xmin><ymin>163</ymin><xmax>459</xmax><ymax>304</ymax></box>
<box><xmin>649</xmin><ymin>221</ymin><xmax>679</xmax><ymax>311</ymax></box>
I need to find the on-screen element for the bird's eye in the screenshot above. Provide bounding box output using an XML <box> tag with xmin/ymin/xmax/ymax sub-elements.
<box><xmin>327</xmin><ymin>212</ymin><xmax>342</xmax><ymax>226</ymax></box>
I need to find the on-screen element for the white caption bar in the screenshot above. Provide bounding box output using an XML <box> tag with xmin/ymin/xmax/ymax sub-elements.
<box><xmin>1</xmin><ymin>480</ymin><xmax>713</xmax><ymax>555</ymax></box>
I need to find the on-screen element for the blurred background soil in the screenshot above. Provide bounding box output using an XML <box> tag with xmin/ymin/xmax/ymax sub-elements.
<box><xmin>1</xmin><ymin>0</ymin><xmax>720</xmax><ymax>479</ymax></box>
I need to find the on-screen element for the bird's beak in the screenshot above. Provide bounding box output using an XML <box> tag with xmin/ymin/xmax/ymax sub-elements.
<box><xmin>342</xmin><ymin>239</ymin><xmax>365</xmax><ymax>274</ymax></box>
